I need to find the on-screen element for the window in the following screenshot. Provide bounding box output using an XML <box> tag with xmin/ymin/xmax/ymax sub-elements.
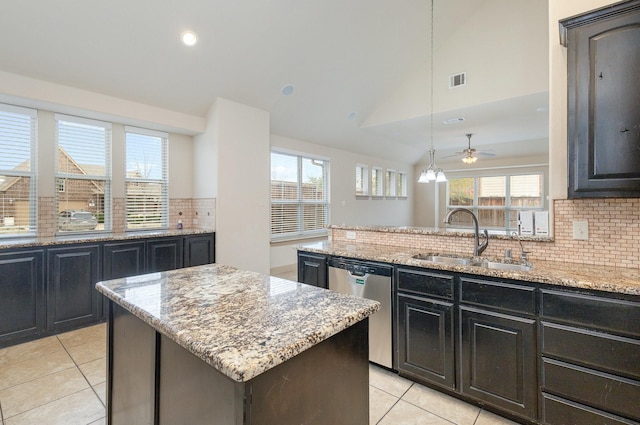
<box><xmin>397</xmin><ymin>172</ymin><xmax>407</xmax><ymax>198</ymax></box>
<box><xmin>385</xmin><ymin>169</ymin><xmax>396</xmax><ymax>197</ymax></box>
<box><xmin>55</xmin><ymin>114</ymin><xmax>111</xmax><ymax>233</ymax></box>
<box><xmin>271</xmin><ymin>151</ymin><xmax>329</xmax><ymax>240</ymax></box>
<box><xmin>355</xmin><ymin>164</ymin><xmax>368</xmax><ymax>196</ymax></box>
<box><xmin>371</xmin><ymin>167</ymin><xmax>384</xmax><ymax>197</ymax></box>
<box><xmin>0</xmin><ymin>104</ymin><xmax>37</xmax><ymax>236</ymax></box>
<box><xmin>125</xmin><ymin>127</ymin><xmax>168</xmax><ymax>230</ymax></box>
<box><xmin>446</xmin><ymin>173</ymin><xmax>543</xmax><ymax>231</ymax></box>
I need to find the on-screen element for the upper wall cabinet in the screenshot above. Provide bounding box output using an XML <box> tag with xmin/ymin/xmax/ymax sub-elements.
<box><xmin>561</xmin><ymin>0</ymin><xmax>640</xmax><ymax>198</ymax></box>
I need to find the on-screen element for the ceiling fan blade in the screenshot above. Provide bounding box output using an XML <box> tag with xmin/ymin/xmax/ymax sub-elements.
<box><xmin>477</xmin><ymin>150</ymin><xmax>496</xmax><ymax>157</ymax></box>
<box><xmin>442</xmin><ymin>152</ymin><xmax>463</xmax><ymax>158</ymax></box>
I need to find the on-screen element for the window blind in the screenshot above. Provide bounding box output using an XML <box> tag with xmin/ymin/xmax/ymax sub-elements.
<box><xmin>55</xmin><ymin>114</ymin><xmax>111</xmax><ymax>233</ymax></box>
<box><xmin>0</xmin><ymin>103</ymin><xmax>37</xmax><ymax>236</ymax></box>
<box><xmin>271</xmin><ymin>151</ymin><xmax>329</xmax><ymax>240</ymax></box>
<box><xmin>125</xmin><ymin>126</ymin><xmax>169</xmax><ymax>230</ymax></box>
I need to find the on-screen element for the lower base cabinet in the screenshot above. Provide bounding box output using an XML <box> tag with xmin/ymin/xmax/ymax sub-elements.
<box><xmin>297</xmin><ymin>252</ymin><xmax>327</xmax><ymax>288</ymax></box>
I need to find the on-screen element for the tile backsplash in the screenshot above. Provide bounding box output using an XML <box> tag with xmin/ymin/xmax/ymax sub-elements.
<box><xmin>332</xmin><ymin>198</ymin><xmax>640</xmax><ymax>269</ymax></box>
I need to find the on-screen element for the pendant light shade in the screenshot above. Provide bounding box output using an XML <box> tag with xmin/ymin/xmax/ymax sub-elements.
<box><xmin>417</xmin><ymin>0</ymin><xmax>446</xmax><ymax>184</ymax></box>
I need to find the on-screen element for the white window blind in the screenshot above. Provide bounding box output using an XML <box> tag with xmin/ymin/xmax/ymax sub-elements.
<box><xmin>371</xmin><ymin>167</ymin><xmax>384</xmax><ymax>197</ymax></box>
<box><xmin>355</xmin><ymin>164</ymin><xmax>369</xmax><ymax>196</ymax></box>
<box><xmin>0</xmin><ymin>104</ymin><xmax>37</xmax><ymax>236</ymax></box>
<box><xmin>55</xmin><ymin>114</ymin><xmax>111</xmax><ymax>233</ymax></box>
<box><xmin>271</xmin><ymin>151</ymin><xmax>329</xmax><ymax>240</ymax></box>
<box><xmin>385</xmin><ymin>169</ymin><xmax>396</xmax><ymax>197</ymax></box>
<box><xmin>397</xmin><ymin>172</ymin><xmax>407</xmax><ymax>197</ymax></box>
<box><xmin>125</xmin><ymin>127</ymin><xmax>168</xmax><ymax>230</ymax></box>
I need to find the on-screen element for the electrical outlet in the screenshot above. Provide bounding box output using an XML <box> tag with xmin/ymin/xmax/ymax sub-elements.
<box><xmin>572</xmin><ymin>220</ymin><xmax>589</xmax><ymax>240</ymax></box>
<box><xmin>346</xmin><ymin>231</ymin><xmax>356</xmax><ymax>240</ymax></box>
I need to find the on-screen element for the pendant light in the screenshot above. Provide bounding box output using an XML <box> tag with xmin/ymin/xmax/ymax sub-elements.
<box><xmin>418</xmin><ymin>0</ymin><xmax>446</xmax><ymax>183</ymax></box>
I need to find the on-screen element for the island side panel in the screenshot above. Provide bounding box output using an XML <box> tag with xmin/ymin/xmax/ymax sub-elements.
<box><xmin>246</xmin><ymin>318</ymin><xmax>370</xmax><ymax>425</ymax></box>
<box><xmin>108</xmin><ymin>302</ymin><xmax>157</xmax><ymax>425</ymax></box>
<box><xmin>158</xmin><ymin>334</ymin><xmax>245</xmax><ymax>425</ymax></box>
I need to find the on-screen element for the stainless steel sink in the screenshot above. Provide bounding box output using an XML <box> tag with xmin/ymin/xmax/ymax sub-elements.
<box><xmin>412</xmin><ymin>253</ymin><xmax>475</xmax><ymax>266</ymax></box>
<box><xmin>482</xmin><ymin>261</ymin><xmax>532</xmax><ymax>271</ymax></box>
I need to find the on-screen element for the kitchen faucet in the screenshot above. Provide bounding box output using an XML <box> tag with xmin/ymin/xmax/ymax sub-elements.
<box><xmin>510</xmin><ymin>231</ymin><xmax>531</xmax><ymax>262</ymax></box>
<box><xmin>443</xmin><ymin>208</ymin><xmax>488</xmax><ymax>256</ymax></box>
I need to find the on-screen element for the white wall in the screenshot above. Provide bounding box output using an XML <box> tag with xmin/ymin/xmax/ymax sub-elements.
<box><xmin>195</xmin><ymin>98</ymin><xmax>271</xmax><ymax>274</ymax></box>
<box><xmin>270</xmin><ymin>134</ymin><xmax>414</xmax><ymax>269</ymax></box>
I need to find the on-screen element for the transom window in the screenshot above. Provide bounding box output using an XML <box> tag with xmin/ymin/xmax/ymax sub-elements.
<box><xmin>447</xmin><ymin>173</ymin><xmax>544</xmax><ymax>232</ymax></box>
<box><xmin>0</xmin><ymin>103</ymin><xmax>37</xmax><ymax>236</ymax></box>
<box><xmin>55</xmin><ymin>114</ymin><xmax>111</xmax><ymax>233</ymax></box>
<box><xmin>125</xmin><ymin>127</ymin><xmax>168</xmax><ymax>230</ymax></box>
<box><xmin>270</xmin><ymin>151</ymin><xmax>329</xmax><ymax>240</ymax></box>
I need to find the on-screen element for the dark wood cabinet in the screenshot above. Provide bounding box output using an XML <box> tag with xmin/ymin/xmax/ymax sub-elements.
<box><xmin>562</xmin><ymin>0</ymin><xmax>640</xmax><ymax>198</ymax></box>
<box><xmin>458</xmin><ymin>277</ymin><xmax>537</xmax><ymax>421</ymax></box>
<box><xmin>395</xmin><ymin>268</ymin><xmax>455</xmax><ymax>389</ymax></box>
<box><xmin>184</xmin><ymin>234</ymin><xmax>215</xmax><ymax>267</ymax></box>
<box><xmin>0</xmin><ymin>249</ymin><xmax>45</xmax><ymax>347</ymax></box>
<box><xmin>297</xmin><ymin>252</ymin><xmax>327</xmax><ymax>288</ymax></box>
<box><xmin>147</xmin><ymin>237</ymin><xmax>183</xmax><ymax>272</ymax></box>
<box><xmin>539</xmin><ymin>288</ymin><xmax>640</xmax><ymax>424</ymax></box>
<box><xmin>102</xmin><ymin>241</ymin><xmax>146</xmax><ymax>318</ymax></box>
<box><xmin>47</xmin><ymin>244</ymin><xmax>101</xmax><ymax>333</ymax></box>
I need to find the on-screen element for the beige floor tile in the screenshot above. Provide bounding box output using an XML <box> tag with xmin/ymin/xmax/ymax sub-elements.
<box><xmin>4</xmin><ymin>388</ymin><xmax>104</xmax><ymax>425</ymax></box>
<box><xmin>402</xmin><ymin>384</ymin><xmax>480</xmax><ymax>425</ymax></box>
<box><xmin>65</xmin><ymin>338</ymin><xmax>106</xmax><ymax>366</ymax></box>
<box><xmin>378</xmin><ymin>400</ymin><xmax>454</xmax><ymax>425</ymax></box>
<box><xmin>369</xmin><ymin>365</ymin><xmax>414</xmax><ymax>398</ymax></box>
<box><xmin>0</xmin><ymin>367</ymin><xmax>89</xmax><ymax>418</ymax></box>
<box><xmin>370</xmin><ymin>386</ymin><xmax>399</xmax><ymax>425</ymax></box>
<box><xmin>87</xmin><ymin>418</ymin><xmax>106</xmax><ymax>425</ymax></box>
<box><xmin>78</xmin><ymin>357</ymin><xmax>106</xmax><ymax>387</ymax></box>
<box><xmin>57</xmin><ymin>324</ymin><xmax>106</xmax><ymax>350</ymax></box>
<box><xmin>0</xmin><ymin>349</ymin><xmax>75</xmax><ymax>391</ymax></box>
<box><xmin>475</xmin><ymin>410</ymin><xmax>520</xmax><ymax>425</ymax></box>
<box><xmin>93</xmin><ymin>381</ymin><xmax>107</xmax><ymax>407</ymax></box>
<box><xmin>0</xmin><ymin>337</ymin><xmax>63</xmax><ymax>368</ymax></box>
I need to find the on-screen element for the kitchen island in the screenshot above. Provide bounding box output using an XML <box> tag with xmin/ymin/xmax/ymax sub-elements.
<box><xmin>96</xmin><ymin>263</ymin><xmax>379</xmax><ymax>425</ymax></box>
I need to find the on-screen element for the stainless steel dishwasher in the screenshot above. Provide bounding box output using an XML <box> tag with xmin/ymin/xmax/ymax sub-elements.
<box><xmin>328</xmin><ymin>257</ymin><xmax>392</xmax><ymax>368</ymax></box>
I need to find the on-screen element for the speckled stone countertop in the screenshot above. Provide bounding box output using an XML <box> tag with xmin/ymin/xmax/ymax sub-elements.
<box><xmin>96</xmin><ymin>263</ymin><xmax>379</xmax><ymax>382</ymax></box>
<box><xmin>0</xmin><ymin>228</ymin><xmax>214</xmax><ymax>250</ymax></box>
<box><xmin>299</xmin><ymin>241</ymin><xmax>640</xmax><ymax>296</ymax></box>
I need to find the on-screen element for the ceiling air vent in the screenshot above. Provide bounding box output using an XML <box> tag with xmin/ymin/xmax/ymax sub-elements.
<box><xmin>449</xmin><ymin>72</ymin><xmax>466</xmax><ymax>88</ymax></box>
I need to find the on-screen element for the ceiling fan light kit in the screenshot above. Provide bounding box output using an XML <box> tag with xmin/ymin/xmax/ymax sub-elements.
<box><xmin>418</xmin><ymin>0</ymin><xmax>447</xmax><ymax>184</ymax></box>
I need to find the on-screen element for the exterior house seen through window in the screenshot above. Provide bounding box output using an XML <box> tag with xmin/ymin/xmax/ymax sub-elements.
<box><xmin>125</xmin><ymin>127</ymin><xmax>169</xmax><ymax>230</ymax></box>
<box><xmin>0</xmin><ymin>103</ymin><xmax>37</xmax><ymax>236</ymax></box>
<box><xmin>447</xmin><ymin>173</ymin><xmax>543</xmax><ymax>232</ymax></box>
<box><xmin>270</xmin><ymin>151</ymin><xmax>329</xmax><ymax>240</ymax></box>
<box><xmin>55</xmin><ymin>114</ymin><xmax>111</xmax><ymax>233</ymax></box>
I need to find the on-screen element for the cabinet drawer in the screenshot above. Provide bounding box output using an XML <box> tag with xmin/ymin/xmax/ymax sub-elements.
<box><xmin>540</xmin><ymin>289</ymin><xmax>640</xmax><ymax>337</ymax></box>
<box><xmin>541</xmin><ymin>393</ymin><xmax>637</xmax><ymax>425</ymax></box>
<box><xmin>541</xmin><ymin>321</ymin><xmax>640</xmax><ymax>380</ymax></box>
<box><xmin>397</xmin><ymin>268</ymin><xmax>454</xmax><ymax>300</ymax></box>
<box><xmin>541</xmin><ymin>358</ymin><xmax>640</xmax><ymax>421</ymax></box>
<box><xmin>459</xmin><ymin>277</ymin><xmax>535</xmax><ymax>315</ymax></box>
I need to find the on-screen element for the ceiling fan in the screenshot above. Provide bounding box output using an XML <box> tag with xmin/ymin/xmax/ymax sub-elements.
<box><xmin>444</xmin><ymin>133</ymin><xmax>496</xmax><ymax>164</ymax></box>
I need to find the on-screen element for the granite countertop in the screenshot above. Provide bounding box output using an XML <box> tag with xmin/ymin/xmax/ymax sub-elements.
<box><xmin>96</xmin><ymin>263</ymin><xmax>379</xmax><ymax>382</ymax></box>
<box><xmin>0</xmin><ymin>228</ymin><xmax>215</xmax><ymax>250</ymax></box>
<box><xmin>299</xmin><ymin>241</ymin><xmax>640</xmax><ymax>297</ymax></box>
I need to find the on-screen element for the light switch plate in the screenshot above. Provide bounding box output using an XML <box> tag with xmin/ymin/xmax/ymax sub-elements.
<box><xmin>572</xmin><ymin>220</ymin><xmax>589</xmax><ymax>240</ymax></box>
<box><xmin>346</xmin><ymin>231</ymin><xmax>356</xmax><ymax>240</ymax></box>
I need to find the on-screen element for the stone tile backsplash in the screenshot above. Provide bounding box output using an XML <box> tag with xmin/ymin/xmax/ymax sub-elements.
<box><xmin>332</xmin><ymin>198</ymin><xmax>640</xmax><ymax>269</ymax></box>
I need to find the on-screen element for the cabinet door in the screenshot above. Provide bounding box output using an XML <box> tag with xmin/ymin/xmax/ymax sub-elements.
<box><xmin>147</xmin><ymin>237</ymin><xmax>183</xmax><ymax>272</ymax></box>
<box><xmin>103</xmin><ymin>241</ymin><xmax>146</xmax><ymax>318</ymax></box>
<box><xmin>183</xmin><ymin>234</ymin><xmax>215</xmax><ymax>267</ymax></box>
<box><xmin>564</xmin><ymin>3</ymin><xmax>640</xmax><ymax>197</ymax></box>
<box><xmin>0</xmin><ymin>250</ymin><xmax>45</xmax><ymax>347</ymax></box>
<box><xmin>460</xmin><ymin>306</ymin><xmax>537</xmax><ymax>420</ymax></box>
<box><xmin>397</xmin><ymin>293</ymin><xmax>455</xmax><ymax>389</ymax></box>
<box><xmin>47</xmin><ymin>245</ymin><xmax>101</xmax><ymax>332</ymax></box>
<box><xmin>297</xmin><ymin>252</ymin><xmax>327</xmax><ymax>288</ymax></box>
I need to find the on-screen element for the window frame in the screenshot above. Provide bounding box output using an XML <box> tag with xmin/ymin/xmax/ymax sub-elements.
<box><xmin>54</xmin><ymin>113</ymin><xmax>112</xmax><ymax>234</ymax></box>
<box><xmin>446</xmin><ymin>172</ymin><xmax>544</xmax><ymax>232</ymax></box>
<box><xmin>124</xmin><ymin>126</ymin><xmax>169</xmax><ymax>231</ymax></box>
<box><xmin>371</xmin><ymin>167</ymin><xmax>384</xmax><ymax>198</ymax></box>
<box><xmin>0</xmin><ymin>103</ymin><xmax>38</xmax><ymax>237</ymax></box>
<box><xmin>270</xmin><ymin>150</ymin><xmax>330</xmax><ymax>242</ymax></box>
<box><xmin>355</xmin><ymin>163</ymin><xmax>369</xmax><ymax>197</ymax></box>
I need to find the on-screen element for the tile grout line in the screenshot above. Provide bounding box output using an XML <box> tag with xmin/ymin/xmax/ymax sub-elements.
<box><xmin>1</xmin><ymin>399</ymin><xmax>5</xmax><ymax>425</ymax></box>
<box><xmin>374</xmin><ymin>382</ymin><xmax>414</xmax><ymax>425</ymax></box>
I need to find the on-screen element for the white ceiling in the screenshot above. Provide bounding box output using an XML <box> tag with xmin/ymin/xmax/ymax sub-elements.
<box><xmin>0</xmin><ymin>0</ymin><xmax>549</xmax><ymax>165</ymax></box>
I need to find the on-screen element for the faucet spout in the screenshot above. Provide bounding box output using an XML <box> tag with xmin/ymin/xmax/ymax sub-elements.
<box><xmin>443</xmin><ymin>208</ymin><xmax>489</xmax><ymax>256</ymax></box>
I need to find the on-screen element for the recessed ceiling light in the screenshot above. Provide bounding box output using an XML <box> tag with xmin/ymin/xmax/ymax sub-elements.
<box><xmin>281</xmin><ymin>84</ymin><xmax>295</xmax><ymax>96</ymax></box>
<box><xmin>347</xmin><ymin>112</ymin><xmax>357</xmax><ymax>121</ymax></box>
<box><xmin>181</xmin><ymin>31</ymin><xmax>198</xmax><ymax>46</ymax></box>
